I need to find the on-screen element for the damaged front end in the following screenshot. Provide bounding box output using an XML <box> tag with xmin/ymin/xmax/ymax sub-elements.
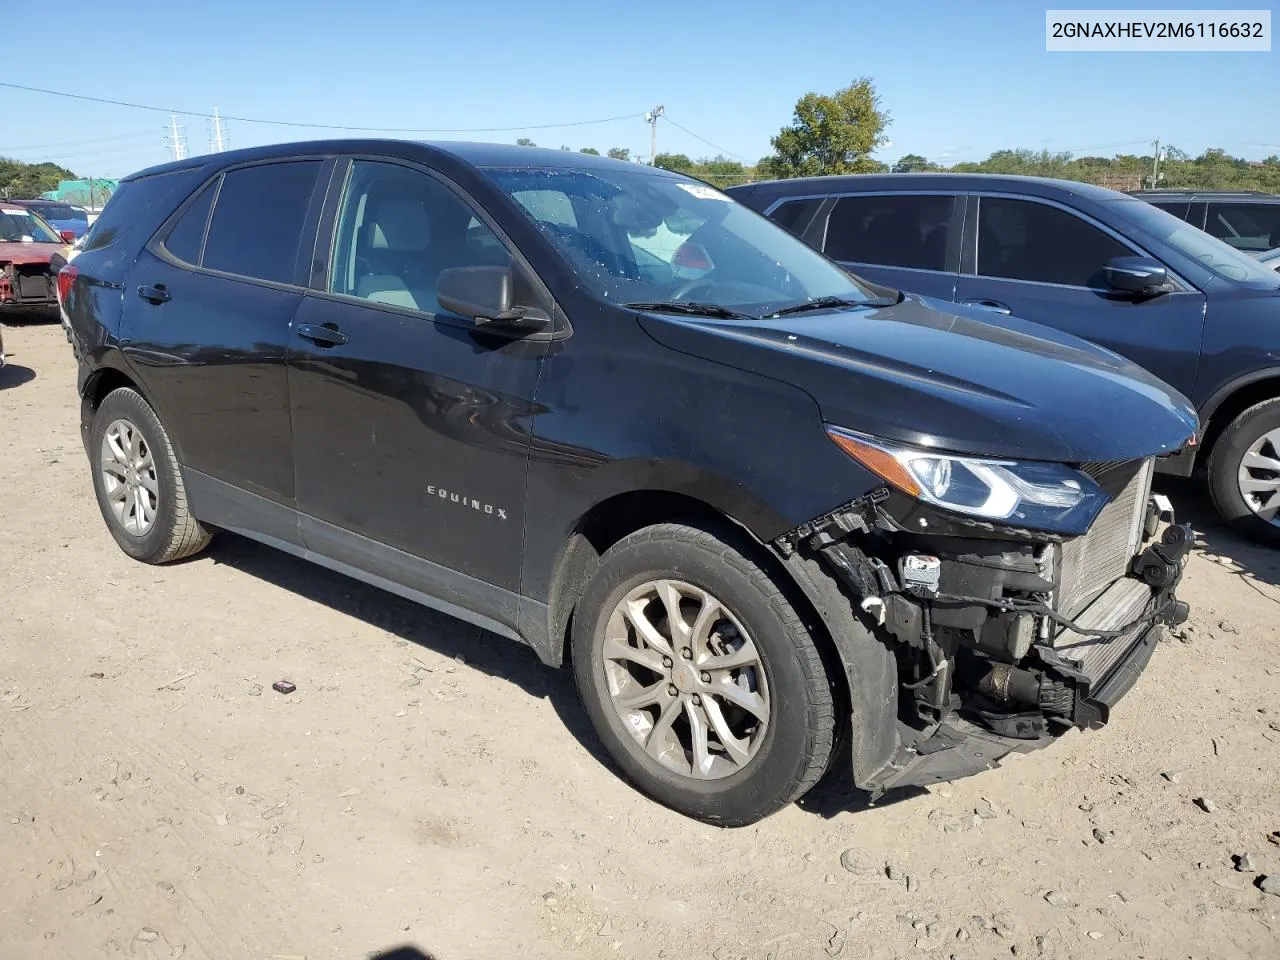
<box><xmin>778</xmin><ymin>453</ymin><xmax>1191</xmax><ymax>797</ymax></box>
<box><xmin>0</xmin><ymin>259</ymin><xmax>57</xmax><ymax>312</ymax></box>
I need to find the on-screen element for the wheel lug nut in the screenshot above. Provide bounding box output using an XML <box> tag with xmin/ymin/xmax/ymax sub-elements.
<box><xmin>667</xmin><ymin>684</ymin><xmax>678</xmax><ymax>697</ymax></box>
<box><xmin>662</xmin><ymin>656</ymin><xmax>673</xmax><ymax>669</ymax></box>
<box><xmin>681</xmin><ymin>647</ymin><xmax>693</xmax><ymax>660</ymax></box>
<box><xmin>700</xmin><ymin>671</ymin><xmax>711</xmax><ymax>684</ymax></box>
<box><xmin>691</xmin><ymin>694</ymin><xmax>702</xmax><ymax>706</ymax></box>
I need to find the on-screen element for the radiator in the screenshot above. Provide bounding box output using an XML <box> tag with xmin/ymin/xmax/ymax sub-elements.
<box><xmin>1056</xmin><ymin>459</ymin><xmax>1153</xmax><ymax>619</ymax></box>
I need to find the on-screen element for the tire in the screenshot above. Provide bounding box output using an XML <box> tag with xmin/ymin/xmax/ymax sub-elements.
<box><xmin>571</xmin><ymin>523</ymin><xmax>837</xmax><ymax>826</ymax></box>
<box><xmin>89</xmin><ymin>387</ymin><xmax>212</xmax><ymax>564</ymax></box>
<box><xmin>1207</xmin><ymin>397</ymin><xmax>1280</xmax><ymax>546</ymax></box>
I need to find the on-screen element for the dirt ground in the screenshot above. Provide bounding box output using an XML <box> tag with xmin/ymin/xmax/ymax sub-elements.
<box><xmin>1</xmin><ymin>318</ymin><xmax>1278</xmax><ymax>960</ymax></box>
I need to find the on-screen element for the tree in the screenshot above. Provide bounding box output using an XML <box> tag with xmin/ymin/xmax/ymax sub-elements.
<box><xmin>763</xmin><ymin>78</ymin><xmax>891</xmax><ymax>178</ymax></box>
<box><xmin>579</xmin><ymin>147</ymin><xmax>600</xmax><ymax>155</ymax></box>
<box><xmin>653</xmin><ymin>153</ymin><xmax>694</xmax><ymax>173</ymax></box>
<box><xmin>515</xmin><ymin>138</ymin><xmax>536</xmax><ymax>147</ymax></box>
<box><xmin>607</xmin><ymin>147</ymin><xmax>631</xmax><ymax>161</ymax></box>
<box><xmin>696</xmin><ymin>156</ymin><xmax>747</xmax><ymax>188</ymax></box>
<box><xmin>892</xmin><ymin>153</ymin><xmax>934</xmax><ymax>173</ymax></box>
<box><xmin>0</xmin><ymin>158</ymin><xmax>78</xmax><ymax>198</ymax></box>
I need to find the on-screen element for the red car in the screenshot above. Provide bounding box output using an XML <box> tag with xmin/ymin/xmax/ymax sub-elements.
<box><xmin>0</xmin><ymin>203</ymin><xmax>74</xmax><ymax>318</ymax></box>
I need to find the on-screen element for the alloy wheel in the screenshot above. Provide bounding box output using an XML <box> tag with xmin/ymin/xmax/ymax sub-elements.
<box><xmin>1237</xmin><ymin>427</ymin><xmax>1280</xmax><ymax>527</ymax></box>
<box><xmin>100</xmin><ymin>418</ymin><xmax>159</xmax><ymax>536</ymax></box>
<box><xmin>602</xmin><ymin>579</ymin><xmax>770</xmax><ymax>780</ymax></box>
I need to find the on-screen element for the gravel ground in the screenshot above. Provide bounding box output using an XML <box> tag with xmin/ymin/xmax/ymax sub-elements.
<box><xmin>2</xmin><ymin>319</ymin><xmax>1278</xmax><ymax>960</ymax></box>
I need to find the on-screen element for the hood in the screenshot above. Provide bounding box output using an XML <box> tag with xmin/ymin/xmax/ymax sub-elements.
<box><xmin>638</xmin><ymin>294</ymin><xmax>1197</xmax><ymax>463</ymax></box>
<box><xmin>0</xmin><ymin>240</ymin><xmax>67</xmax><ymax>266</ymax></box>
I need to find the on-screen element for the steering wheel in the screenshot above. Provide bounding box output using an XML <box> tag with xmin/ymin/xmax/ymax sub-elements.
<box><xmin>671</xmin><ymin>277</ymin><xmax>717</xmax><ymax>301</ymax></box>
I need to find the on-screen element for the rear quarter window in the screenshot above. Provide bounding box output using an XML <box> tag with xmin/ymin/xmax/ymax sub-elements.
<box><xmin>82</xmin><ymin>170</ymin><xmax>200</xmax><ymax>254</ymax></box>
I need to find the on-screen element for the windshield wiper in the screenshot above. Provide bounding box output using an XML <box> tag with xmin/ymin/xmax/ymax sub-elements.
<box><xmin>624</xmin><ymin>301</ymin><xmax>759</xmax><ymax>322</ymax></box>
<box><xmin>765</xmin><ymin>294</ymin><xmax>899</xmax><ymax>318</ymax></box>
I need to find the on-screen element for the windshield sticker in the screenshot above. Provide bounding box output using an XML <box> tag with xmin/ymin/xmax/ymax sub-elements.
<box><xmin>676</xmin><ymin>183</ymin><xmax>730</xmax><ymax>202</ymax></box>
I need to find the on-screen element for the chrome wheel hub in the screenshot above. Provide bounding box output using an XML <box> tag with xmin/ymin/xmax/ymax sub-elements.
<box><xmin>100</xmin><ymin>418</ymin><xmax>159</xmax><ymax>536</ymax></box>
<box><xmin>1238</xmin><ymin>427</ymin><xmax>1280</xmax><ymax>527</ymax></box>
<box><xmin>602</xmin><ymin>579</ymin><xmax>770</xmax><ymax>781</ymax></box>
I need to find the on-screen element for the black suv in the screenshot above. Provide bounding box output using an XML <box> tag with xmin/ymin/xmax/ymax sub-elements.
<box><xmin>1132</xmin><ymin>190</ymin><xmax>1280</xmax><ymax>256</ymax></box>
<box><xmin>64</xmin><ymin>142</ymin><xmax>1195</xmax><ymax>825</ymax></box>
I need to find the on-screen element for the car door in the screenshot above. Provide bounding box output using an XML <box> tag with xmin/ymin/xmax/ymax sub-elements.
<box><xmin>287</xmin><ymin>157</ymin><xmax>552</xmax><ymax>632</ymax></box>
<box><xmin>807</xmin><ymin>192</ymin><xmax>963</xmax><ymax>300</ymax></box>
<box><xmin>953</xmin><ymin>194</ymin><xmax>1206</xmax><ymax>397</ymax></box>
<box><xmin>122</xmin><ymin>157</ymin><xmax>331</xmax><ymax>511</ymax></box>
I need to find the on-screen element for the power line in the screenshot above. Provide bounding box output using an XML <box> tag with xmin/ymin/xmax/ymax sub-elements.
<box><xmin>1</xmin><ymin>131</ymin><xmax>157</xmax><ymax>152</ymax></box>
<box><xmin>0</xmin><ymin>80</ymin><xmax>645</xmax><ymax>134</ymax></box>
<box><xmin>661</xmin><ymin>116</ymin><xmax>749</xmax><ymax>162</ymax></box>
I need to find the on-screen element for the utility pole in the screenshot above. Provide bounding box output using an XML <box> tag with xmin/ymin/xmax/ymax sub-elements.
<box><xmin>210</xmin><ymin>107</ymin><xmax>228</xmax><ymax>153</ymax></box>
<box><xmin>644</xmin><ymin>105</ymin><xmax>664</xmax><ymax>165</ymax></box>
<box><xmin>1147</xmin><ymin>137</ymin><xmax>1163</xmax><ymax>190</ymax></box>
<box><xmin>166</xmin><ymin>113</ymin><xmax>188</xmax><ymax>161</ymax></box>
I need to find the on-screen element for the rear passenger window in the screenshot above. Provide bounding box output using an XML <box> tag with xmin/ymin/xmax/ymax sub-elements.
<box><xmin>823</xmin><ymin>194</ymin><xmax>955</xmax><ymax>271</ymax></box>
<box><xmin>1205</xmin><ymin>203</ymin><xmax>1280</xmax><ymax>253</ymax></box>
<box><xmin>976</xmin><ymin>197</ymin><xmax>1131</xmax><ymax>288</ymax></box>
<box><xmin>202</xmin><ymin>161</ymin><xmax>323</xmax><ymax>284</ymax></box>
<box><xmin>161</xmin><ymin>181</ymin><xmax>216</xmax><ymax>265</ymax></box>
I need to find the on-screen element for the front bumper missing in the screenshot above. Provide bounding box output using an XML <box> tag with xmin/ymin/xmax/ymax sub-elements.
<box><xmin>795</xmin><ymin>493</ymin><xmax>1192</xmax><ymax>798</ymax></box>
<box><xmin>1038</xmin><ymin>577</ymin><xmax>1163</xmax><ymax>728</ymax></box>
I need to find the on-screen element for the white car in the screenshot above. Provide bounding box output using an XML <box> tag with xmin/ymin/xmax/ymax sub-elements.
<box><xmin>1257</xmin><ymin>247</ymin><xmax>1280</xmax><ymax>272</ymax></box>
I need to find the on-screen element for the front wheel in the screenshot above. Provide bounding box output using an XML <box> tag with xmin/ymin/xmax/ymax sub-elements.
<box><xmin>1207</xmin><ymin>397</ymin><xmax>1280</xmax><ymax>546</ymax></box>
<box><xmin>571</xmin><ymin>523</ymin><xmax>837</xmax><ymax>825</ymax></box>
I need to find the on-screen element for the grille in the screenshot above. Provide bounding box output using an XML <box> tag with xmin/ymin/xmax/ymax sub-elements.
<box><xmin>1057</xmin><ymin>459</ymin><xmax>1153</xmax><ymax>619</ymax></box>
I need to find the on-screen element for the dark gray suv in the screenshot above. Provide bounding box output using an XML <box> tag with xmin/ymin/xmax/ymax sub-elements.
<box><xmin>730</xmin><ymin>174</ymin><xmax>1280</xmax><ymax>544</ymax></box>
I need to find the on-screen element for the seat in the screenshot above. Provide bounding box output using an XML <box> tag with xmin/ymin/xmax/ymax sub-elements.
<box><xmin>354</xmin><ymin>196</ymin><xmax>437</xmax><ymax>309</ymax></box>
<box><xmin>356</xmin><ymin>274</ymin><xmax>419</xmax><ymax>309</ymax></box>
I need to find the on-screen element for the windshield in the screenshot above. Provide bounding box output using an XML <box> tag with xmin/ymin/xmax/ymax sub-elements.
<box><xmin>1110</xmin><ymin>198</ymin><xmax>1280</xmax><ymax>286</ymax></box>
<box><xmin>0</xmin><ymin>207</ymin><xmax>62</xmax><ymax>243</ymax></box>
<box><xmin>484</xmin><ymin>166</ymin><xmax>875</xmax><ymax>313</ymax></box>
<box><xmin>32</xmin><ymin>204</ymin><xmax>87</xmax><ymax>222</ymax></box>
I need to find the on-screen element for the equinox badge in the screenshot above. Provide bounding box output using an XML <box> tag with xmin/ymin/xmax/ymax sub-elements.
<box><xmin>426</xmin><ymin>484</ymin><xmax>508</xmax><ymax>519</ymax></box>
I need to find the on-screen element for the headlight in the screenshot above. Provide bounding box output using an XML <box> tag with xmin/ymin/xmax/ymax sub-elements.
<box><xmin>827</xmin><ymin>426</ymin><xmax>1108</xmax><ymax>530</ymax></box>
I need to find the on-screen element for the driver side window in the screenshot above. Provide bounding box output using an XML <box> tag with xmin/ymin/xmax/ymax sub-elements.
<box><xmin>330</xmin><ymin>161</ymin><xmax>513</xmax><ymax>316</ymax></box>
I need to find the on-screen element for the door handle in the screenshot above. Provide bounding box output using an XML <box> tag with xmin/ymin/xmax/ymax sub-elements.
<box><xmin>961</xmin><ymin>298</ymin><xmax>1011</xmax><ymax>315</ymax></box>
<box><xmin>295</xmin><ymin>322</ymin><xmax>348</xmax><ymax>347</ymax></box>
<box><xmin>136</xmin><ymin>283</ymin><xmax>170</xmax><ymax>305</ymax></box>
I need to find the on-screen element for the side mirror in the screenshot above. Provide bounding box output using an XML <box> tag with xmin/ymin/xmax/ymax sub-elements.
<box><xmin>437</xmin><ymin>265</ymin><xmax>547</xmax><ymax>331</ymax></box>
<box><xmin>1104</xmin><ymin>256</ymin><xmax>1170</xmax><ymax>296</ymax></box>
<box><xmin>60</xmin><ymin>230</ymin><xmax>76</xmax><ymax>244</ymax></box>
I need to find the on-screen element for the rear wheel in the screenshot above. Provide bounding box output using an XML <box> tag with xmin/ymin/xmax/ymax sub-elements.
<box><xmin>89</xmin><ymin>387</ymin><xmax>212</xmax><ymax>563</ymax></box>
<box><xmin>1207</xmin><ymin>397</ymin><xmax>1280</xmax><ymax>545</ymax></box>
<box><xmin>571</xmin><ymin>523</ymin><xmax>836</xmax><ymax>825</ymax></box>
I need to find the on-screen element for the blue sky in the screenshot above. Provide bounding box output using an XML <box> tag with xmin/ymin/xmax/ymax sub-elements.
<box><xmin>3</xmin><ymin>0</ymin><xmax>1276</xmax><ymax>178</ymax></box>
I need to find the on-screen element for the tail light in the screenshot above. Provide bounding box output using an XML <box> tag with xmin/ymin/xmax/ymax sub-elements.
<box><xmin>57</xmin><ymin>264</ymin><xmax>78</xmax><ymax>304</ymax></box>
